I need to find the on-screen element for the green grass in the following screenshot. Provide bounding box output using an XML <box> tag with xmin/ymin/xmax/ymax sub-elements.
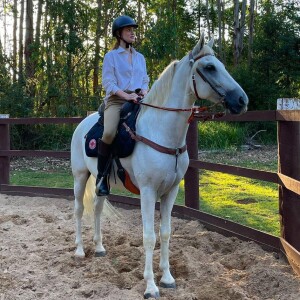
<box><xmin>199</xmin><ymin>172</ymin><xmax>278</xmax><ymax>236</ymax></box>
<box><xmin>10</xmin><ymin>169</ymin><xmax>74</xmax><ymax>188</ymax></box>
<box><xmin>10</xmin><ymin>159</ymin><xmax>280</xmax><ymax>236</ymax></box>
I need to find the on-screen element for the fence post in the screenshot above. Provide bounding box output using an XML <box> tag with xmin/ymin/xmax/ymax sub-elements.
<box><xmin>184</xmin><ymin>119</ymin><xmax>199</xmax><ymax>209</ymax></box>
<box><xmin>0</xmin><ymin>116</ymin><xmax>10</xmax><ymax>186</ymax></box>
<box><xmin>277</xmin><ymin>98</ymin><xmax>300</xmax><ymax>251</ymax></box>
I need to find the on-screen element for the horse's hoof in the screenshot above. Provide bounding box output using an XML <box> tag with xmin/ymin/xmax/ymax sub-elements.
<box><xmin>144</xmin><ymin>291</ymin><xmax>160</xmax><ymax>299</ymax></box>
<box><xmin>159</xmin><ymin>281</ymin><xmax>176</xmax><ymax>289</ymax></box>
<box><xmin>95</xmin><ymin>251</ymin><xmax>106</xmax><ymax>257</ymax></box>
<box><xmin>74</xmin><ymin>250</ymin><xmax>85</xmax><ymax>258</ymax></box>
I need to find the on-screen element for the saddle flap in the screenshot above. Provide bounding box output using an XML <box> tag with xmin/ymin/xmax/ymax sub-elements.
<box><xmin>85</xmin><ymin>101</ymin><xmax>140</xmax><ymax>158</ymax></box>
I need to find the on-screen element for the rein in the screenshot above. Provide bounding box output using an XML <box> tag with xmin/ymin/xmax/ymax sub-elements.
<box><xmin>123</xmin><ymin>51</ymin><xmax>226</xmax><ymax>168</ymax></box>
<box><xmin>131</xmin><ymin>99</ymin><xmax>220</xmax><ymax>123</ymax></box>
<box><xmin>132</xmin><ymin>51</ymin><xmax>226</xmax><ymax>123</ymax></box>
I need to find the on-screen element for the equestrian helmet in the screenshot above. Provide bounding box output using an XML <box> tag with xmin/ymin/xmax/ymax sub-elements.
<box><xmin>112</xmin><ymin>15</ymin><xmax>138</xmax><ymax>37</ymax></box>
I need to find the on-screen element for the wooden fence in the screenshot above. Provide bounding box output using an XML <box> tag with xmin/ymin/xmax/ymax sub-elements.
<box><xmin>0</xmin><ymin>107</ymin><xmax>299</xmax><ymax>275</ymax></box>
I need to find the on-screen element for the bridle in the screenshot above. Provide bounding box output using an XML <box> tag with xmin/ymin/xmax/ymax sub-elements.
<box><xmin>123</xmin><ymin>50</ymin><xmax>226</xmax><ymax>169</ymax></box>
<box><xmin>131</xmin><ymin>51</ymin><xmax>226</xmax><ymax>123</ymax></box>
<box><xmin>189</xmin><ymin>52</ymin><xmax>227</xmax><ymax>100</ymax></box>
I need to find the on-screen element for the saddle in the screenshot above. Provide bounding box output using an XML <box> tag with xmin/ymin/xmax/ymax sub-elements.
<box><xmin>84</xmin><ymin>100</ymin><xmax>141</xmax><ymax>194</ymax></box>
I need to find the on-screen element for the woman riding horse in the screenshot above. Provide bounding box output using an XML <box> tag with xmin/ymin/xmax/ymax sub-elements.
<box><xmin>96</xmin><ymin>15</ymin><xmax>149</xmax><ymax>196</ymax></box>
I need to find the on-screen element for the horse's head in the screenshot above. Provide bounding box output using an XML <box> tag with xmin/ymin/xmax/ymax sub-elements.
<box><xmin>189</xmin><ymin>33</ymin><xmax>248</xmax><ymax>115</ymax></box>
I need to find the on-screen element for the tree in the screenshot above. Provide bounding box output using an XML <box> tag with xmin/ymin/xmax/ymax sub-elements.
<box><xmin>248</xmin><ymin>0</ymin><xmax>256</xmax><ymax>66</ymax></box>
<box><xmin>25</xmin><ymin>0</ymin><xmax>34</xmax><ymax>80</ymax></box>
<box><xmin>18</xmin><ymin>0</ymin><xmax>24</xmax><ymax>84</ymax></box>
<box><xmin>12</xmin><ymin>0</ymin><xmax>17</xmax><ymax>82</ymax></box>
<box><xmin>233</xmin><ymin>0</ymin><xmax>247</xmax><ymax>66</ymax></box>
<box><xmin>93</xmin><ymin>0</ymin><xmax>102</xmax><ymax>96</ymax></box>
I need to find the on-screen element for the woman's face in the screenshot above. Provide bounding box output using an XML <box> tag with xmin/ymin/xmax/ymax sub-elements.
<box><xmin>121</xmin><ymin>26</ymin><xmax>136</xmax><ymax>44</ymax></box>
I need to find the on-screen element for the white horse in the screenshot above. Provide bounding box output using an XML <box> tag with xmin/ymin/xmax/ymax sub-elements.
<box><xmin>71</xmin><ymin>34</ymin><xmax>248</xmax><ymax>299</ymax></box>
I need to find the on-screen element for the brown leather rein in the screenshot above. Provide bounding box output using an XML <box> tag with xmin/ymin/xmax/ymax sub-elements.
<box><xmin>122</xmin><ymin>52</ymin><xmax>225</xmax><ymax>167</ymax></box>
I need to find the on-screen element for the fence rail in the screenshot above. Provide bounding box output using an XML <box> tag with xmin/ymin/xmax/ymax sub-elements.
<box><xmin>0</xmin><ymin>109</ymin><xmax>300</xmax><ymax>276</ymax></box>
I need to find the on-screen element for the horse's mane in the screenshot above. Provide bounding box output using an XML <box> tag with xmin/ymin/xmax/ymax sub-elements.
<box><xmin>143</xmin><ymin>60</ymin><xmax>179</xmax><ymax>107</ymax></box>
<box><xmin>141</xmin><ymin>43</ymin><xmax>214</xmax><ymax>108</ymax></box>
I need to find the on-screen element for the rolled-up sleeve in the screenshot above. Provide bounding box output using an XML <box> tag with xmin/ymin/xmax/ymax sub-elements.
<box><xmin>102</xmin><ymin>53</ymin><xmax>120</xmax><ymax>95</ymax></box>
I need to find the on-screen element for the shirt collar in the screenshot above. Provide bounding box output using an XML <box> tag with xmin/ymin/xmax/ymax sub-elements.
<box><xmin>116</xmin><ymin>46</ymin><xmax>136</xmax><ymax>55</ymax></box>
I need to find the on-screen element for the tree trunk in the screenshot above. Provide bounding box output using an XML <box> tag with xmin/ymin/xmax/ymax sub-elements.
<box><xmin>217</xmin><ymin>0</ymin><xmax>222</xmax><ymax>59</ymax></box>
<box><xmin>248</xmin><ymin>0</ymin><xmax>255</xmax><ymax>66</ymax></box>
<box><xmin>137</xmin><ymin>0</ymin><xmax>141</xmax><ymax>44</ymax></box>
<box><xmin>12</xmin><ymin>0</ymin><xmax>17</xmax><ymax>82</ymax></box>
<box><xmin>93</xmin><ymin>0</ymin><xmax>102</xmax><ymax>96</ymax></box>
<box><xmin>25</xmin><ymin>0</ymin><xmax>34</xmax><ymax>79</ymax></box>
<box><xmin>198</xmin><ymin>0</ymin><xmax>201</xmax><ymax>38</ymax></box>
<box><xmin>3</xmin><ymin>0</ymin><xmax>7</xmax><ymax>50</ymax></box>
<box><xmin>239</xmin><ymin>0</ymin><xmax>247</xmax><ymax>55</ymax></box>
<box><xmin>206</xmin><ymin>0</ymin><xmax>211</xmax><ymax>39</ymax></box>
<box><xmin>233</xmin><ymin>0</ymin><xmax>240</xmax><ymax>66</ymax></box>
<box><xmin>35</xmin><ymin>0</ymin><xmax>43</xmax><ymax>45</ymax></box>
<box><xmin>66</xmin><ymin>0</ymin><xmax>75</xmax><ymax>110</ymax></box>
<box><xmin>221</xmin><ymin>0</ymin><xmax>226</xmax><ymax>63</ymax></box>
<box><xmin>44</xmin><ymin>0</ymin><xmax>53</xmax><ymax>113</ymax></box>
<box><xmin>18</xmin><ymin>0</ymin><xmax>25</xmax><ymax>84</ymax></box>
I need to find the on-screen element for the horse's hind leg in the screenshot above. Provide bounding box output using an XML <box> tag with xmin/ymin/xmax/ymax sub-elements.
<box><xmin>94</xmin><ymin>195</ymin><xmax>106</xmax><ymax>256</ymax></box>
<box><xmin>74</xmin><ymin>171</ymin><xmax>89</xmax><ymax>257</ymax></box>
<box><xmin>159</xmin><ymin>185</ymin><xmax>178</xmax><ymax>288</ymax></box>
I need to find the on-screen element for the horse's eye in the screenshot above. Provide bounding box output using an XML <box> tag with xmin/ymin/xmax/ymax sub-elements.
<box><xmin>205</xmin><ymin>64</ymin><xmax>216</xmax><ymax>71</ymax></box>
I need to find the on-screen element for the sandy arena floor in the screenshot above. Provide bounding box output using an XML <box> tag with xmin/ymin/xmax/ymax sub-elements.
<box><xmin>0</xmin><ymin>194</ymin><xmax>300</xmax><ymax>300</ymax></box>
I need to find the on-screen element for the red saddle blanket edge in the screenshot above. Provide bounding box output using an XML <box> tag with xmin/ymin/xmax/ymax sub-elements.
<box><xmin>124</xmin><ymin>170</ymin><xmax>140</xmax><ymax>195</ymax></box>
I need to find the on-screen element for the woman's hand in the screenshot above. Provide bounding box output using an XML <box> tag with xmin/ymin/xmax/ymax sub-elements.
<box><xmin>115</xmin><ymin>90</ymin><xmax>139</xmax><ymax>101</ymax></box>
<box><xmin>126</xmin><ymin>93</ymin><xmax>139</xmax><ymax>101</ymax></box>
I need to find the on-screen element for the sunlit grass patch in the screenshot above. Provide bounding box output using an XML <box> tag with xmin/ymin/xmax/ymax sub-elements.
<box><xmin>178</xmin><ymin>171</ymin><xmax>279</xmax><ymax>236</ymax></box>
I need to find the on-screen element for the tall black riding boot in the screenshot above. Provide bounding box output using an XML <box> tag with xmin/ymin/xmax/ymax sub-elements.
<box><xmin>95</xmin><ymin>140</ymin><xmax>112</xmax><ymax>196</ymax></box>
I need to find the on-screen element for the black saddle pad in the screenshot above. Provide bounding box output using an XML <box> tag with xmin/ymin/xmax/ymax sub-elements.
<box><xmin>85</xmin><ymin>101</ymin><xmax>140</xmax><ymax>158</ymax></box>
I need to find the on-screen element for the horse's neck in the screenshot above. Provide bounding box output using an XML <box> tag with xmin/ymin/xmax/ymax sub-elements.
<box><xmin>137</xmin><ymin>58</ymin><xmax>194</xmax><ymax>148</ymax></box>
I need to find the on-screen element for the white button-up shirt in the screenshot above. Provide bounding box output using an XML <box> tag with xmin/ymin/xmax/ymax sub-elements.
<box><xmin>102</xmin><ymin>46</ymin><xmax>149</xmax><ymax>102</ymax></box>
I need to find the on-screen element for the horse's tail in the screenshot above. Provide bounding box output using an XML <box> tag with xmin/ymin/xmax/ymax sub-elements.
<box><xmin>83</xmin><ymin>175</ymin><xmax>96</xmax><ymax>217</ymax></box>
<box><xmin>83</xmin><ymin>175</ymin><xmax>122</xmax><ymax>219</ymax></box>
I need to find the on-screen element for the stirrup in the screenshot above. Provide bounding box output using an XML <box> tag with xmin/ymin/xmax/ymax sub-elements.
<box><xmin>95</xmin><ymin>176</ymin><xmax>110</xmax><ymax>196</ymax></box>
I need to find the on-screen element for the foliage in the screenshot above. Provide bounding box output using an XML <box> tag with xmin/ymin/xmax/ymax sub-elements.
<box><xmin>198</xmin><ymin>121</ymin><xmax>277</xmax><ymax>150</ymax></box>
<box><xmin>10</xmin><ymin>124</ymin><xmax>76</xmax><ymax>150</ymax></box>
<box><xmin>0</xmin><ymin>0</ymin><xmax>299</xmax><ymax>149</ymax></box>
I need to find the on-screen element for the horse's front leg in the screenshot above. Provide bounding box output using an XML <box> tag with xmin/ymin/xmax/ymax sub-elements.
<box><xmin>141</xmin><ymin>188</ymin><xmax>160</xmax><ymax>299</ymax></box>
<box><xmin>159</xmin><ymin>186</ymin><xmax>178</xmax><ymax>288</ymax></box>
<box><xmin>93</xmin><ymin>195</ymin><xmax>106</xmax><ymax>256</ymax></box>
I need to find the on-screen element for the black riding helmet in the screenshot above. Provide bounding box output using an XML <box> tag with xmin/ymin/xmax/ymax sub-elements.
<box><xmin>112</xmin><ymin>15</ymin><xmax>138</xmax><ymax>37</ymax></box>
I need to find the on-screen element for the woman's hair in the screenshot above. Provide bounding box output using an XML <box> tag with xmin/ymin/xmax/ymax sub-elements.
<box><xmin>112</xmin><ymin>29</ymin><xmax>122</xmax><ymax>49</ymax></box>
<box><xmin>112</xmin><ymin>38</ymin><xmax>120</xmax><ymax>49</ymax></box>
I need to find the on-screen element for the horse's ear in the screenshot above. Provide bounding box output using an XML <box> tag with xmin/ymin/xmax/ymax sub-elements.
<box><xmin>207</xmin><ymin>37</ymin><xmax>214</xmax><ymax>49</ymax></box>
<box><xmin>192</xmin><ymin>32</ymin><xmax>205</xmax><ymax>57</ymax></box>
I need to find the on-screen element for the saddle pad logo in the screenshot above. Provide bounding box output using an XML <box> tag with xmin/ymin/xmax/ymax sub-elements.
<box><xmin>89</xmin><ymin>138</ymin><xmax>97</xmax><ymax>150</ymax></box>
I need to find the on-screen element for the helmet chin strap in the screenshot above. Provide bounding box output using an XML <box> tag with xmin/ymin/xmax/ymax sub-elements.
<box><xmin>120</xmin><ymin>37</ymin><xmax>132</xmax><ymax>48</ymax></box>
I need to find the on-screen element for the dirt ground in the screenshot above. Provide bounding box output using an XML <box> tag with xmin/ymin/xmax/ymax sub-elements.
<box><xmin>0</xmin><ymin>193</ymin><xmax>300</xmax><ymax>300</ymax></box>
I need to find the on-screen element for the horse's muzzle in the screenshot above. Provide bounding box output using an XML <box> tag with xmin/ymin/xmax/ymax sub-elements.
<box><xmin>224</xmin><ymin>89</ymin><xmax>248</xmax><ymax>115</ymax></box>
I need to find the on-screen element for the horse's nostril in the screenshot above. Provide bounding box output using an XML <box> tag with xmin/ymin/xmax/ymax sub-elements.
<box><xmin>239</xmin><ymin>96</ymin><xmax>245</xmax><ymax>106</ymax></box>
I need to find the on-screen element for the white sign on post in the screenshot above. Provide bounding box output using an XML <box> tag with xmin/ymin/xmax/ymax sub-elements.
<box><xmin>277</xmin><ymin>98</ymin><xmax>300</xmax><ymax>110</ymax></box>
